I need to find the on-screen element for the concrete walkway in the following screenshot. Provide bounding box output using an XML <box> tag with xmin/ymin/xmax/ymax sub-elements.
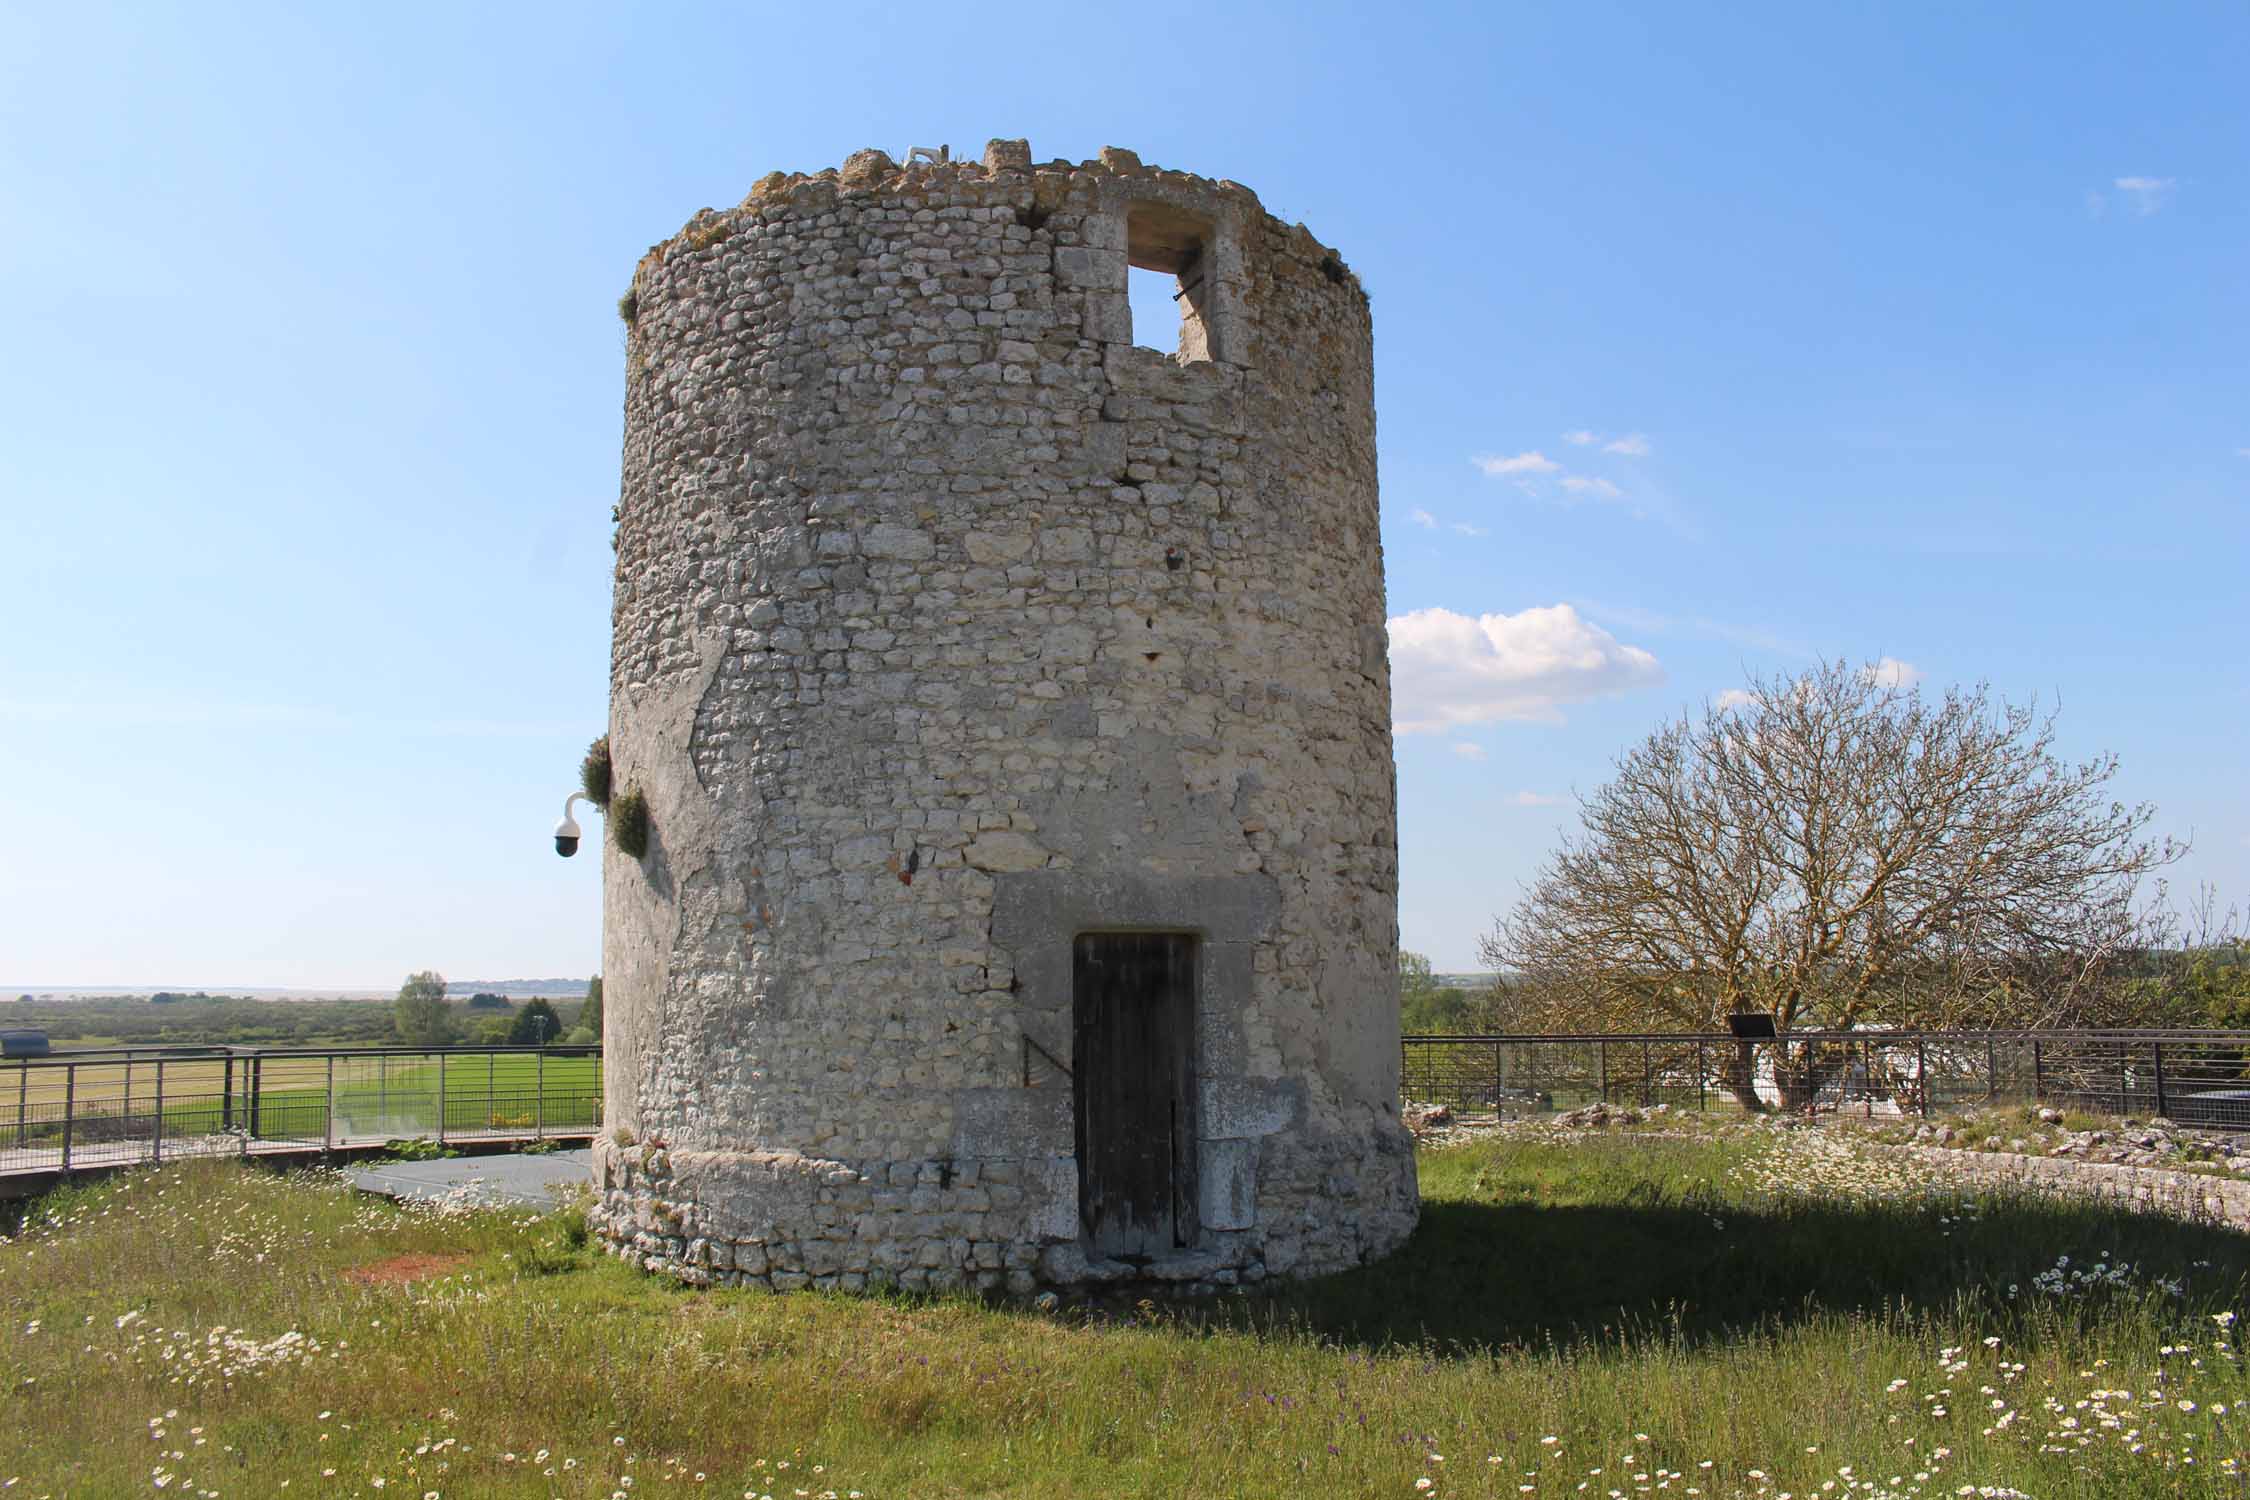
<box><xmin>349</xmin><ymin>1148</ymin><xmax>591</xmax><ymax>1209</ymax></box>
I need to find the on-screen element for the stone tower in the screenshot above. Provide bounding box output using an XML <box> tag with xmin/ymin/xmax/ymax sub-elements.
<box><xmin>591</xmin><ymin>139</ymin><xmax>1416</xmax><ymax>1295</ymax></box>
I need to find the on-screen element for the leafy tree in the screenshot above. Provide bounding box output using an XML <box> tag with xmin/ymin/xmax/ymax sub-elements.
<box><xmin>507</xmin><ymin>998</ymin><xmax>564</xmax><ymax>1046</ymax></box>
<box><xmin>1399</xmin><ymin>949</ymin><xmax>1434</xmax><ymax>1006</ymax></box>
<box><xmin>393</xmin><ymin>971</ymin><xmax>453</xmax><ymax>1047</ymax></box>
<box><xmin>474</xmin><ymin>1015</ymin><xmax>514</xmax><ymax>1045</ymax></box>
<box><xmin>561</xmin><ymin>1025</ymin><xmax>596</xmax><ymax>1046</ymax></box>
<box><xmin>465</xmin><ymin>992</ymin><xmax>511</xmax><ymax>1011</ymax></box>
<box><xmin>2138</xmin><ymin>892</ymin><xmax>2250</xmax><ymax>1028</ymax></box>
<box><xmin>1484</xmin><ymin>661</ymin><xmax>2179</xmax><ymax>1107</ymax></box>
<box><xmin>576</xmin><ymin>976</ymin><xmax>603</xmax><ymax>1037</ymax></box>
<box><xmin>2193</xmin><ymin>946</ymin><xmax>2250</xmax><ymax>1029</ymax></box>
<box><xmin>1399</xmin><ymin>951</ymin><xmax>1483</xmax><ymax>1035</ymax></box>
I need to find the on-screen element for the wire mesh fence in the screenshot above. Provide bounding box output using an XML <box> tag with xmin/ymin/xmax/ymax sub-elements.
<box><xmin>1400</xmin><ymin>1030</ymin><xmax>2250</xmax><ymax>1129</ymax></box>
<box><xmin>0</xmin><ymin>1045</ymin><xmax>603</xmax><ymax>1176</ymax></box>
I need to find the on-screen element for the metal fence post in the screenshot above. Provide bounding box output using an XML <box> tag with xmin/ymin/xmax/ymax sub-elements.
<box><xmin>2031</xmin><ymin>1039</ymin><xmax>2045</xmax><ymax>1103</ymax></box>
<box><xmin>14</xmin><ymin>1063</ymin><xmax>26</xmax><ymax>1148</ymax></box>
<box><xmin>1640</xmin><ymin>1041</ymin><xmax>1653</xmax><ymax>1106</ymax></box>
<box><xmin>1695</xmin><ymin>1039</ymin><xmax>1707</xmax><ymax>1112</ymax></box>
<box><xmin>1598</xmin><ymin>1039</ymin><xmax>1609</xmax><ymax>1103</ymax></box>
<box><xmin>488</xmin><ymin>1051</ymin><xmax>497</xmax><ymax>1131</ymax></box>
<box><xmin>248</xmin><ymin>1056</ymin><xmax>263</xmax><ymax>1147</ymax></box>
<box><xmin>221</xmin><ymin>1054</ymin><xmax>234</xmax><ymax>1133</ymax></box>
<box><xmin>536</xmin><ymin>1049</ymin><xmax>546</xmax><ymax>1140</ymax></box>
<box><xmin>324</xmin><ymin>1055</ymin><xmax>336</xmax><ymax>1152</ymax></box>
<box><xmin>1916</xmin><ymin>1036</ymin><xmax>1929</xmax><ymax>1117</ymax></box>
<box><xmin>2154</xmin><ymin>1041</ymin><xmax>2168</xmax><ymax>1119</ymax></box>
<box><xmin>1985</xmin><ymin>1037</ymin><xmax>1998</xmax><ymax>1102</ymax></box>
<box><xmin>151</xmin><ymin>1060</ymin><xmax>165</xmax><ymax>1165</ymax></box>
<box><xmin>436</xmin><ymin>1052</ymin><xmax>446</xmax><ymax>1144</ymax></box>
<box><xmin>60</xmin><ymin>1065</ymin><xmax>75</xmax><ymax>1174</ymax></box>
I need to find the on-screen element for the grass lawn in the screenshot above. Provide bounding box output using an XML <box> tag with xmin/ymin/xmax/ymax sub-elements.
<box><xmin>4</xmin><ymin>1123</ymin><xmax>2248</xmax><ymax>1496</ymax></box>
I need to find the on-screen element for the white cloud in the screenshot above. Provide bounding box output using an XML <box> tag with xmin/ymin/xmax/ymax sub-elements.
<box><xmin>1451</xmin><ymin>521</ymin><xmax>1489</xmax><ymax>537</ymax></box>
<box><xmin>1602</xmin><ymin>433</ymin><xmax>1651</xmax><ymax>457</ymax></box>
<box><xmin>1449</xmin><ymin>742</ymin><xmax>1488</xmax><ymax>761</ymax></box>
<box><xmin>2114</xmin><ymin>176</ymin><xmax>2175</xmax><ymax>215</ymax></box>
<box><xmin>1409</xmin><ymin>507</ymin><xmax>1438</xmax><ymax>529</ymax></box>
<box><xmin>1560</xmin><ymin>475</ymin><xmax>1624</xmax><ymax>500</ymax></box>
<box><xmin>1862</xmin><ymin>656</ymin><xmax>1924</xmax><ymax>690</ymax></box>
<box><xmin>1472</xmin><ymin>450</ymin><xmax>1561</xmax><ymax>477</ymax></box>
<box><xmin>1562</xmin><ymin>429</ymin><xmax>1598</xmax><ymax>446</ymax></box>
<box><xmin>2236</xmin><ymin>447</ymin><xmax>2250</xmax><ymax>459</ymax></box>
<box><xmin>1511</xmin><ymin>790</ymin><xmax>1564</xmax><ymax>807</ymax></box>
<box><xmin>1711</xmin><ymin>688</ymin><xmax>1757</xmax><ymax>711</ymax></box>
<box><xmin>1387</xmin><ymin>604</ymin><xmax>1664</xmax><ymax>733</ymax></box>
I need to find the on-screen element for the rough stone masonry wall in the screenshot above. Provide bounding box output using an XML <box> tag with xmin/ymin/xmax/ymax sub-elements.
<box><xmin>590</xmin><ymin>139</ymin><xmax>1417</xmax><ymax>1295</ymax></box>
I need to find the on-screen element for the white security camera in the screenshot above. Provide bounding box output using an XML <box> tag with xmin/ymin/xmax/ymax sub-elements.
<box><xmin>555</xmin><ymin>792</ymin><xmax>588</xmax><ymax>858</ymax></box>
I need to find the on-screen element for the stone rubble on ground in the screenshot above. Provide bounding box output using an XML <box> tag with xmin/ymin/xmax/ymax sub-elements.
<box><xmin>1893</xmin><ymin>1109</ymin><xmax>2250</xmax><ymax>1175</ymax></box>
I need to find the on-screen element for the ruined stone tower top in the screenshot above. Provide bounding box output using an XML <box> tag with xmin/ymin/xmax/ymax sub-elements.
<box><xmin>593</xmin><ymin>139</ymin><xmax>1413</xmax><ymax>1295</ymax></box>
<box><xmin>629</xmin><ymin>139</ymin><xmax>1366</xmax><ymax>374</ymax></box>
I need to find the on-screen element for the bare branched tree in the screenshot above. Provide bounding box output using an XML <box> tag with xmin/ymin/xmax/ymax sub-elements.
<box><xmin>1482</xmin><ymin>661</ymin><xmax>2182</xmax><ymax>1107</ymax></box>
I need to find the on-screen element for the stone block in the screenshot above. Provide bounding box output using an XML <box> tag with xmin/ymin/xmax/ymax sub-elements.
<box><xmin>965</xmin><ymin>831</ymin><xmax>1049</xmax><ymax>872</ymax></box>
<box><xmin>983</xmin><ymin>138</ymin><xmax>1032</xmax><ymax>173</ymax></box>
<box><xmin>1198</xmin><ymin>1138</ymin><xmax>1257</xmax><ymax>1231</ymax></box>
<box><xmin>1028</xmin><ymin>1156</ymin><xmax>1080</xmax><ymax>1241</ymax></box>
<box><xmin>1054</xmin><ymin>246</ymin><xmax>1125</xmax><ymax>291</ymax></box>
<box><xmin>965</xmin><ymin>530</ymin><xmax>1032</xmax><ymax>564</ymax></box>
<box><xmin>861</xmin><ymin>522</ymin><xmax>935</xmax><ymax>560</ymax></box>
<box><xmin>950</xmin><ymin>1088</ymin><xmax>1071</xmax><ymax>1158</ymax></box>
<box><xmin>1083</xmin><ymin>292</ymin><xmax>1132</xmax><ymax>344</ymax></box>
<box><xmin>1201</xmin><ymin>1077</ymin><xmax>1304</xmax><ymax>1140</ymax></box>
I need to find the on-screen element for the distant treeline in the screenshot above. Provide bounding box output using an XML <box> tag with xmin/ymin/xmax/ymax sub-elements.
<box><xmin>8</xmin><ymin>995</ymin><xmax>402</xmax><ymax>1048</ymax></box>
<box><xmin>445</xmin><ymin>979</ymin><xmax>593</xmax><ymax>998</ymax></box>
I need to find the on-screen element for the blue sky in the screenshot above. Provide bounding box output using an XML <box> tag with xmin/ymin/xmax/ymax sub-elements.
<box><xmin>1</xmin><ymin>2</ymin><xmax>2243</xmax><ymax>985</ymax></box>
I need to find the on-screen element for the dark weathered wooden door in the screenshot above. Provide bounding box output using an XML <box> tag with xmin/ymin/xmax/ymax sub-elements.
<box><xmin>1073</xmin><ymin>932</ymin><xmax>1198</xmax><ymax>1259</ymax></box>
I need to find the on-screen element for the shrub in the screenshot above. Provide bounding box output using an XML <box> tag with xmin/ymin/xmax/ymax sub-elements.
<box><xmin>611</xmin><ymin>787</ymin><xmax>650</xmax><ymax>859</ymax></box>
<box><xmin>580</xmin><ymin>736</ymin><xmax>612</xmax><ymax>807</ymax></box>
<box><xmin>506</xmin><ymin>998</ymin><xmax>564</xmax><ymax>1046</ymax></box>
<box><xmin>683</xmin><ymin>217</ymin><xmax>735</xmax><ymax>252</ymax></box>
<box><xmin>616</xmin><ymin>288</ymin><xmax>637</xmax><ymax>324</ymax></box>
<box><xmin>378</xmin><ymin>1138</ymin><xmax>459</xmax><ymax>1162</ymax></box>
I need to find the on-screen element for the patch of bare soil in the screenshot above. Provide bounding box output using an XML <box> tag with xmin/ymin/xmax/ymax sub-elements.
<box><xmin>343</xmin><ymin>1252</ymin><xmax>472</xmax><ymax>1286</ymax></box>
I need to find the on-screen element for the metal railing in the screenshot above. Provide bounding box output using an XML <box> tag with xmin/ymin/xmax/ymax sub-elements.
<box><xmin>1400</xmin><ymin>1030</ymin><xmax>2250</xmax><ymax>1130</ymax></box>
<box><xmin>1</xmin><ymin>1044</ymin><xmax>603</xmax><ymax>1177</ymax></box>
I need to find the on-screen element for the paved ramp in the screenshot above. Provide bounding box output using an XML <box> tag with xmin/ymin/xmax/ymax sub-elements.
<box><xmin>349</xmin><ymin>1149</ymin><xmax>592</xmax><ymax>1209</ymax></box>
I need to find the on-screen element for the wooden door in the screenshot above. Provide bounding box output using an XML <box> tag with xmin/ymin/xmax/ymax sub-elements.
<box><xmin>1073</xmin><ymin>932</ymin><xmax>1199</xmax><ymax>1259</ymax></box>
